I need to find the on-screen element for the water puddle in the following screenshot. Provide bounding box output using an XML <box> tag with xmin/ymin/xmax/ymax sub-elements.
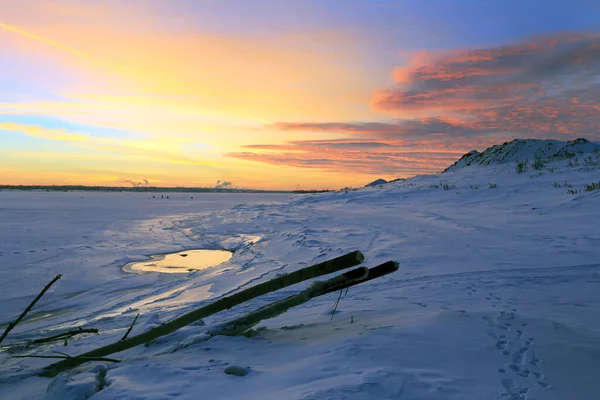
<box><xmin>123</xmin><ymin>249</ymin><xmax>233</xmax><ymax>274</ymax></box>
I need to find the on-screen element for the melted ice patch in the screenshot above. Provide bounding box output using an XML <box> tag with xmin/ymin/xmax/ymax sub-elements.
<box><xmin>123</xmin><ymin>249</ymin><xmax>233</xmax><ymax>274</ymax></box>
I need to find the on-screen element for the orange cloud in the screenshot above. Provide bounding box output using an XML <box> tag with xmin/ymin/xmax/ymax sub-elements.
<box><xmin>227</xmin><ymin>134</ymin><xmax>464</xmax><ymax>178</ymax></box>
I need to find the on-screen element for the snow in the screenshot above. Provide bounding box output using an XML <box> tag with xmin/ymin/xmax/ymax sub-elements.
<box><xmin>122</xmin><ymin>249</ymin><xmax>233</xmax><ymax>274</ymax></box>
<box><xmin>444</xmin><ymin>137</ymin><xmax>600</xmax><ymax>172</ymax></box>
<box><xmin>1</xmin><ymin>152</ymin><xmax>600</xmax><ymax>400</ymax></box>
<box><xmin>364</xmin><ymin>179</ymin><xmax>388</xmax><ymax>187</ymax></box>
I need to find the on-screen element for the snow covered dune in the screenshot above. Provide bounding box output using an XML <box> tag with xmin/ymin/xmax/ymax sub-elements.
<box><xmin>444</xmin><ymin>138</ymin><xmax>600</xmax><ymax>172</ymax></box>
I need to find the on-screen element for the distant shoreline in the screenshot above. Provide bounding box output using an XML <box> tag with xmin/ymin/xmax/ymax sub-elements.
<box><xmin>0</xmin><ymin>185</ymin><xmax>331</xmax><ymax>194</ymax></box>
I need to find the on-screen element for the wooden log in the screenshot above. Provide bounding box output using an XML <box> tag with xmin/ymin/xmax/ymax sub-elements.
<box><xmin>0</xmin><ymin>274</ymin><xmax>62</xmax><ymax>345</ymax></box>
<box><xmin>215</xmin><ymin>261</ymin><xmax>398</xmax><ymax>336</ymax></box>
<box><xmin>323</xmin><ymin>261</ymin><xmax>398</xmax><ymax>295</ymax></box>
<box><xmin>40</xmin><ymin>251</ymin><xmax>364</xmax><ymax>376</ymax></box>
<box><xmin>215</xmin><ymin>266</ymin><xmax>370</xmax><ymax>336</ymax></box>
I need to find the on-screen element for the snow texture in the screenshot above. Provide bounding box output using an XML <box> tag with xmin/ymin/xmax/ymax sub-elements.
<box><xmin>364</xmin><ymin>179</ymin><xmax>388</xmax><ymax>187</ymax></box>
<box><xmin>1</xmin><ymin>145</ymin><xmax>600</xmax><ymax>400</ymax></box>
<box><xmin>444</xmin><ymin>137</ymin><xmax>600</xmax><ymax>172</ymax></box>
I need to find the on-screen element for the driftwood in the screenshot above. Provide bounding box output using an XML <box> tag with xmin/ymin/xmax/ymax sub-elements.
<box><xmin>40</xmin><ymin>251</ymin><xmax>364</xmax><ymax>376</ymax></box>
<box><xmin>0</xmin><ymin>274</ymin><xmax>62</xmax><ymax>345</ymax></box>
<box><xmin>215</xmin><ymin>266</ymin><xmax>370</xmax><ymax>336</ymax></box>
<box><xmin>323</xmin><ymin>261</ymin><xmax>399</xmax><ymax>295</ymax></box>
<box><xmin>216</xmin><ymin>261</ymin><xmax>399</xmax><ymax>336</ymax></box>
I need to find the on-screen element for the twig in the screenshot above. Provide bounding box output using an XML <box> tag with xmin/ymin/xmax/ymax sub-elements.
<box><xmin>120</xmin><ymin>314</ymin><xmax>139</xmax><ymax>341</ymax></box>
<box><xmin>13</xmin><ymin>355</ymin><xmax>120</xmax><ymax>363</ymax></box>
<box><xmin>0</xmin><ymin>274</ymin><xmax>62</xmax><ymax>345</ymax></box>
<box><xmin>330</xmin><ymin>289</ymin><xmax>343</xmax><ymax>321</ymax></box>
<box><xmin>41</xmin><ymin>251</ymin><xmax>364</xmax><ymax>376</ymax></box>
<box><xmin>0</xmin><ymin>328</ymin><xmax>99</xmax><ymax>350</ymax></box>
<box><xmin>31</xmin><ymin>328</ymin><xmax>98</xmax><ymax>345</ymax></box>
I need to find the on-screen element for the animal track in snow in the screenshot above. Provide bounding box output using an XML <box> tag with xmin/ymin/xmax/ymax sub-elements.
<box><xmin>483</xmin><ymin>293</ymin><xmax>550</xmax><ymax>398</ymax></box>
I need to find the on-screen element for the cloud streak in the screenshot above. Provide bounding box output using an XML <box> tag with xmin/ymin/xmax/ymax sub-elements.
<box><xmin>0</xmin><ymin>122</ymin><xmax>218</xmax><ymax>167</ymax></box>
<box><xmin>0</xmin><ymin>22</ymin><xmax>126</xmax><ymax>72</ymax></box>
<box><xmin>228</xmin><ymin>136</ymin><xmax>462</xmax><ymax>177</ymax></box>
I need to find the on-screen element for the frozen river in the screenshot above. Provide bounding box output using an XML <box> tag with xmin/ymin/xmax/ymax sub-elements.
<box><xmin>0</xmin><ymin>191</ymin><xmax>292</xmax><ymax>326</ymax></box>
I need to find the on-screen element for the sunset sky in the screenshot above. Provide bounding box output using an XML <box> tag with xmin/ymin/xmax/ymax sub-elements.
<box><xmin>1</xmin><ymin>1</ymin><xmax>600</xmax><ymax>189</ymax></box>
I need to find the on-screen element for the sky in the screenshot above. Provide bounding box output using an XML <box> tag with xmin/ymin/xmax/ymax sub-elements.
<box><xmin>1</xmin><ymin>0</ymin><xmax>600</xmax><ymax>190</ymax></box>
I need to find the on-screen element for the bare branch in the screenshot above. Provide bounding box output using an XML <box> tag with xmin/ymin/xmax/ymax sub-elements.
<box><xmin>13</xmin><ymin>355</ymin><xmax>120</xmax><ymax>363</ymax></box>
<box><xmin>0</xmin><ymin>274</ymin><xmax>62</xmax><ymax>345</ymax></box>
<box><xmin>120</xmin><ymin>314</ymin><xmax>139</xmax><ymax>341</ymax></box>
<box><xmin>31</xmin><ymin>328</ymin><xmax>99</xmax><ymax>345</ymax></box>
<box><xmin>1</xmin><ymin>328</ymin><xmax>99</xmax><ymax>350</ymax></box>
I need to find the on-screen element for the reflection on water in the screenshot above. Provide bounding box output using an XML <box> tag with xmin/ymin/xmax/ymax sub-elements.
<box><xmin>123</xmin><ymin>249</ymin><xmax>233</xmax><ymax>274</ymax></box>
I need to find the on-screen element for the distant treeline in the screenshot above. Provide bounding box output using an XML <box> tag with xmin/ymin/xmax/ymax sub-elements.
<box><xmin>0</xmin><ymin>185</ymin><xmax>331</xmax><ymax>194</ymax></box>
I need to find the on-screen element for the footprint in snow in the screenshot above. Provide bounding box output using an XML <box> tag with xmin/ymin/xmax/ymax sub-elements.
<box><xmin>484</xmin><ymin>294</ymin><xmax>550</xmax><ymax>397</ymax></box>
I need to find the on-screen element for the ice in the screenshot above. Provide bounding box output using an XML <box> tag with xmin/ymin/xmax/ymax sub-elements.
<box><xmin>1</xmin><ymin>153</ymin><xmax>600</xmax><ymax>399</ymax></box>
<box><xmin>122</xmin><ymin>249</ymin><xmax>233</xmax><ymax>274</ymax></box>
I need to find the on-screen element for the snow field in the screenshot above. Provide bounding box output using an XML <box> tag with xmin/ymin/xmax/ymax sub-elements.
<box><xmin>1</xmin><ymin>155</ymin><xmax>600</xmax><ymax>399</ymax></box>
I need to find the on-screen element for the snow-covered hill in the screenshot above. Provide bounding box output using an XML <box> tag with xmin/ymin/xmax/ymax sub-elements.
<box><xmin>444</xmin><ymin>138</ymin><xmax>600</xmax><ymax>172</ymax></box>
<box><xmin>1</xmin><ymin>142</ymin><xmax>600</xmax><ymax>400</ymax></box>
<box><xmin>364</xmin><ymin>178</ymin><xmax>388</xmax><ymax>187</ymax></box>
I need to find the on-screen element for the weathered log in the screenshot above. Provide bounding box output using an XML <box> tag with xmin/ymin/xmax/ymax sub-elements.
<box><xmin>40</xmin><ymin>251</ymin><xmax>364</xmax><ymax>376</ymax></box>
<box><xmin>0</xmin><ymin>274</ymin><xmax>62</xmax><ymax>345</ymax></box>
<box><xmin>215</xmin><ymin>261</ymin><xmax>399</xmax><ymax>335</ymax></box>
<box><xmin>323</xmin><ymin>261</ymin><xmax>399</xmax><ymax>295</ymax></box>
<box><xmin>215</xmin><ymin>266</ymin><xmax>370</xmax><ymax>336</ymax></box>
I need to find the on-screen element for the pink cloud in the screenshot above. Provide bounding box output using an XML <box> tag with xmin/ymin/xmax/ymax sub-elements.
<box><xmin>230</xmin><ymin>34</ymin><xmax>600</xmax><ymax>177</ymax></box>
<box><xmin>374</xmin><ymin>33</ymin><xmax>600</xmax><ymax>136</ymax></box>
